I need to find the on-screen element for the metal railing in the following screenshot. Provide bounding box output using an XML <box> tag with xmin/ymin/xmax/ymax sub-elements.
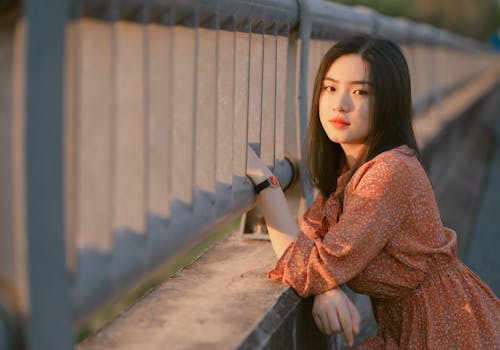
<box><xmin>0</xmin><ymin>0</ymin><xmax>497</xmax><ymax>348</ymax></box>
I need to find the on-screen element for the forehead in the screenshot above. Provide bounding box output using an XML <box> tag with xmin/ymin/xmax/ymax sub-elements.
<box><xmin>324</xmin><ymin>54</ymin><xmax>369</xmax><ymax>81</ymax></box>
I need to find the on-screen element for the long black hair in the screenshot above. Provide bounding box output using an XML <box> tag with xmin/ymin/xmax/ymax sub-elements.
<box><xmin>306</xmin><ymin>35</ymin><xmax>419</xmax><ymax>198</ymax></box>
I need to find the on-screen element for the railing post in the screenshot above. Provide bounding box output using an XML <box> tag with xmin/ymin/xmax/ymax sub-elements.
<box><xmin>24</xmin><ymin>0</ymin><xmax>73</xmax><ymax>349</ymax></box>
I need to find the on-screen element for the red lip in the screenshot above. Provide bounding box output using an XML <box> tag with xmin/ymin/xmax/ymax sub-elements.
<box><xmin>329</xmin><ymin>117</ymin><xmax>350</xmax><ymax>128</ymax></box>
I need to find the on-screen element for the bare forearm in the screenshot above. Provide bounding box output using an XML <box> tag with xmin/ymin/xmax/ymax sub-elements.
<box><xmin>246</xmin><ymin>146</ymin><xmax>300</xmax><ymax>257</ymax></box>
<box><xmin>256</xmin><ymin>186</ymin><xmax>300</xmax><ymax>258</ymax></box>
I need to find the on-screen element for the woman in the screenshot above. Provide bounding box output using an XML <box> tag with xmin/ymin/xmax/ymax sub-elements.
<box><xmin>246</xmin><ymin>35</ymin><xmax>499</xmax><ymax>349</ymax></box>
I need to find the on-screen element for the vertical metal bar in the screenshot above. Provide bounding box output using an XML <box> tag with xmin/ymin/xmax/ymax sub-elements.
<box><xmin>273</xmin><ymin>22</ymin><xmax>278</xmax><ymax>164</ymax></box>
<box><xmin>171</xmin><ymin>10</ymin><xmax>196</xmax><ymax>211</ymax></box>
<box><xmin>248</xmin><ymin>19</ymin><xmax>263</xmax><ymax>153</ymax></box>
<box><xmin>194</xmin><ymin>11</ymin><xmax>217</xmax><ymax>205</ymax></box>
<box><xmin>242</xmin><ymin>17</ymin><xmax>251</xmax><ymax>175</ymax></box>
<box><xmin>230</xmin><ymin>15</ymin><xmax>237</xmax><ymax>186</ymax></box>
<box><xmin>166</xmin><ymin>6</ymin><xmax>175</xmax><ymax>218</ymax></box>
<box><xmin>260</xmin><ymin>21</ymin><xmax>277</xmax><ymax>168</ymax></box>
<box><xmin>275</xmin><ymin>26</ymin><xmax>288</xmax><ymax>162</ymax></box>
<box><xmin>143</xmin><ymin>4</ymin><xmax>175</xmax><ymax>268</ymax></box>
<box><xmin>109</xmin><ymin>0</ymin><xmax>119</xmax><ymax>240</ymax></box>
<box><xmin>72</xmin><ymin>1</ymin><xmax>116</xmax><ymax>318</ymax></box>
<box><xmin>284</xmin><ymin>29</ymin><xmax>299</xmax><ymax>159</ymax></box>
<box><xmin>113</xmin><ymin>2</ymin><xmax>147</xmax><ymax>233</ymax></box>
<box><xmin>232</xmin><ymin>16</ymin><xmax>238</xmax><ymax>183</ymax></box>
<box><xmin>258</xmin><ymin>20</ymin><xmax>265</xmax><ymax>153</ymax></box>
<box><xmin>233</xmin><ymin>15</ymin><xmax>252</xmax><ymax>186</ymax></box>
<box><xmin>142</xmin><ymin>0</ymin><xmax>151</xmax><ymax>233</ymax></box>
<box><xmin>215</xmin><ymin>14</ymin><xmax>234</xmax><ymax>215</ymax></box>
<box><xmin>191</xmin><ymin>8</ymin><xmax>199</xmax><ymax>209</ymax></box>
<box><xmin>213</xmin><ymin>11</ymin><xmax>220</xmax><ymax>195</ymax></box>
<box><xmin>24</xmin><ymin>0</ymin><xmax>73</xmax><ymax>348</ymax></box>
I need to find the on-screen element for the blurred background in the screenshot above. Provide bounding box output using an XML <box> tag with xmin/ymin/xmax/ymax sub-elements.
<box><xmin>331</xmin><ymin>0</ymin><xmax>500</xmax><ymax>44</ymax></box>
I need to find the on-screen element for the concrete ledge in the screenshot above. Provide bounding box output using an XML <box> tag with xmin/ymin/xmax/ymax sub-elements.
<box><xmin>77</xmin><ymin>234</ymin><xmax>284</xmax><ymax>349</ymax></box>
<box><xmin>77</xmin><ymin>232</ymin><xmax>376</xmax><ymax>350</ymax></box>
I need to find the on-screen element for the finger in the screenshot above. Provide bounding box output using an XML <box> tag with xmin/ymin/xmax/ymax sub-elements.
<box><xmin>337</xmin><ymin>302</ymin><xmax>354</xmax><ymax>347</ymax></box>
<box><xmin>347</xmin><ymin>299</ymin><xmax>361</xmax><ymax>334</ymax></box>
<box><xmin>312</xmin><ymin>313</ymin><xmax>325</xmax><ymax>334</ymax></box>
<box><xmin>325</xmin><ymin>307</ymin><xmax>341</xmax><ymax>335</ymax></box>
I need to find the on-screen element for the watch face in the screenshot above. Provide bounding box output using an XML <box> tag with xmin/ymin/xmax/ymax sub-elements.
<box><xmin>255</xmin><ymin>175</ymin><xmax>280</xmax><ymax>194</ymax></box>
<box><xmin>270</xmin><ymin>176</ymin><xmax>279</xmax><ymax>187</ymax></box>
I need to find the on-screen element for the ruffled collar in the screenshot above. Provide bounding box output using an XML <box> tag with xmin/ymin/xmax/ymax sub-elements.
<box><xmin>320</xmin><ymin>169</ymin><xmax>351</xmax><ymax>225</ymax></box>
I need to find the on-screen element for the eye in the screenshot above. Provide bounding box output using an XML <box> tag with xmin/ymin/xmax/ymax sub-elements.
<box><xmin>323</xmin><ymin>85</ymin><xmax>336</xmax><ymax>92</ymax></box>
<box><xmin>353</xmin><ymin>89</ymin><xmax>369</xmax><ymax>96</ymax></box>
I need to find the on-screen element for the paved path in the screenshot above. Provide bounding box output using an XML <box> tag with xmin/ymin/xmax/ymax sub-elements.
<box><xmin>464</xmin><ymin>107</ymin><xmax>500</xmax><ymax>297</ymax></box>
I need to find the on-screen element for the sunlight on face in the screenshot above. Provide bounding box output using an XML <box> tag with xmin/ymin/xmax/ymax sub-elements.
<box><xmin>319</xmin><ymin>54</ymin><xmax>371</xmax><ymax>161</ymax></box>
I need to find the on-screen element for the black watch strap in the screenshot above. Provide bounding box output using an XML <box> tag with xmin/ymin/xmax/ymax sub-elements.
<box><xmin>254</xmin><ymin>175</ymin><xmax>280</xmax><ymax>194</ymax></box>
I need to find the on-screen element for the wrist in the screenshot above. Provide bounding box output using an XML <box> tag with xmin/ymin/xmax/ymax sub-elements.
<box><xmin>249</xmin><ymin>169</ymin><xmax>274</xmax><ymax>185</ymax></box>
<box><xmin>254</xmin><ymin>175</ymin><xmax>280</xmax><ymax>194</ymax></box>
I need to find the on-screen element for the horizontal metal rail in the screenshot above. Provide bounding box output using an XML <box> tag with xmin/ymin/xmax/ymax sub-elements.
<box><xmin>79</xmin><ymin>0</ymin><xmax>299</xmax><ymax>35</ymax></box>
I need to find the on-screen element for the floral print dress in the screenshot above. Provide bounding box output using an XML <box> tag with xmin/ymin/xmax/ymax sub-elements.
<box><xmin>269</xmin><ymin>145</ymin><xmax>499</xmax><ymax>349</ymax></box>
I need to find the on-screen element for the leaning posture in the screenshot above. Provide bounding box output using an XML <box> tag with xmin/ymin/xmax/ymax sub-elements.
<box><xmin>246</xmin><ymin>35</ymin><xmax>499</xmax><ymax>349</ymax></box>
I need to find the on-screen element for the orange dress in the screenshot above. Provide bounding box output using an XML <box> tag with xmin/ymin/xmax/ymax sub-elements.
<box><xmin>269</xmin><ymin>145</ymin><xmax>499</xmax><ymax>349</ymax></box>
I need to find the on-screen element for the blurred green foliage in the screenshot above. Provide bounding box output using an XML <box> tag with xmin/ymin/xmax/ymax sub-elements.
<box><xmin>331</xmin><ymin>0</ymin><xmax>500</xmax><ymax>41</ymax></box>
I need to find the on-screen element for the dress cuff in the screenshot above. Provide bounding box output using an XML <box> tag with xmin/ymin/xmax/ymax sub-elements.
<box><xmin>267</xmin><ymin>232</ymin><xmax>315</xmax><ymax>294</ymax></box>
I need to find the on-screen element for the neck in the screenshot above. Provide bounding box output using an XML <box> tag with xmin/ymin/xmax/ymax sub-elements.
<box><xmin>341</xmin><ymin>143</ymin><xmax>367</xmax><ymax>169</ymax></box>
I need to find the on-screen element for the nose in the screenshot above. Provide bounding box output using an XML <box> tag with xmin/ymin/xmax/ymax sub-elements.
<box><xmin>333</xmin><ymin>91</ymin><xmax>350</xmax><ymax>113</ymax></box>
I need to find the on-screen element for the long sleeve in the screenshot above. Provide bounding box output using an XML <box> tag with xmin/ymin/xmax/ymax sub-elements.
<box><xmin>268</xmin><ymin>157</ymin><xmax>411</xmax><ymax>297</ymax></box>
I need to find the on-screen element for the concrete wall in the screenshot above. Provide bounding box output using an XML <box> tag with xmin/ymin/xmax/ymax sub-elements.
<box><xmin>422</xmin><ymin>83</ymin><xmax>500</xmax><ymax>257</ymax></box>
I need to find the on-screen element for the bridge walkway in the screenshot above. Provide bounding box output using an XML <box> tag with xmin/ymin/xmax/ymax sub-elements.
<box><xmin>465</xmin><ymin>87</ymin><xmax>500</xmax><ymax>297</ymax></box>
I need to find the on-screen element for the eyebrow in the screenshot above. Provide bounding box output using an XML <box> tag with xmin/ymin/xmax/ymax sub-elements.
<box><xmin>323</xmin><ymin>77</ymin><xmax>371</xmax><ymax>85</ymax></box>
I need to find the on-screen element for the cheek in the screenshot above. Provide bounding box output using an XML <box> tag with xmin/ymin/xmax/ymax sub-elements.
<box><xmin>318</xmin><ymin>96</ymin><xmax>329</xmax><ymax>123</ymax></box>
<box><xmin>359</xmin><ymin>101</ymin><xmax>370</xmax><ymax>129</ymax></box>
<box><xmin>319</xmin><ymin>113</ymin><xmax>329</xmax><ymax>133</ymax></box>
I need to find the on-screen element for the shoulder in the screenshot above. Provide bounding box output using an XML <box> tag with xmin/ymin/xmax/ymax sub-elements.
<box><xmin>348</xmin><ymin>145</ymin><xmax>418</xmax><ymax>192</ymax></box>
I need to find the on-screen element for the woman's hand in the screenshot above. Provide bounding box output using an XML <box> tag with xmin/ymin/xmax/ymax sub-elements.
<box><xmin>246</xmin><ymin>145</ymin><xmax>273</xmax><ymax>185</ymax></box>
<box><xmin>312</xmin><ymin>287</ymin><xmax>360</xmax><ymax>347</ymax></box>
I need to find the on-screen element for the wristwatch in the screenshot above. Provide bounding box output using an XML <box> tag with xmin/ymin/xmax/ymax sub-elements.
<box><xmin>254</xmin><ymin>175</ymin><xmax>280</xmax><ymax>194</ymax></box>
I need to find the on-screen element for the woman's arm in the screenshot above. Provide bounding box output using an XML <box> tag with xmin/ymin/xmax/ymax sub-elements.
<box><xmin>246</xmin><ymin>146</ymin><xmax>300</xmax><ymax>258</ymax></box>
<box><xmin>248</xmin><ymin>146</ymin><xmax>361</xmax><ymax>345</ymax></box>
<box><xmin>268</xmin><ymin>156</ymin><xmax>410</xmax><ymax>296</ymax></box>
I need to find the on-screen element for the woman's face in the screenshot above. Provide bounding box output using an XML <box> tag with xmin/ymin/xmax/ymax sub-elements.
<box><xmin>319</xmin><ymin>54</ymin><xmax>371</xmax><ymax>151</ymax></box>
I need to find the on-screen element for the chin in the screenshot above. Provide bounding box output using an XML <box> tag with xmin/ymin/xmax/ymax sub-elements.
<box><xmin>327</xmin><ymin>135</ymin><xmax>346</xmax><ymax>144</ymax></box>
